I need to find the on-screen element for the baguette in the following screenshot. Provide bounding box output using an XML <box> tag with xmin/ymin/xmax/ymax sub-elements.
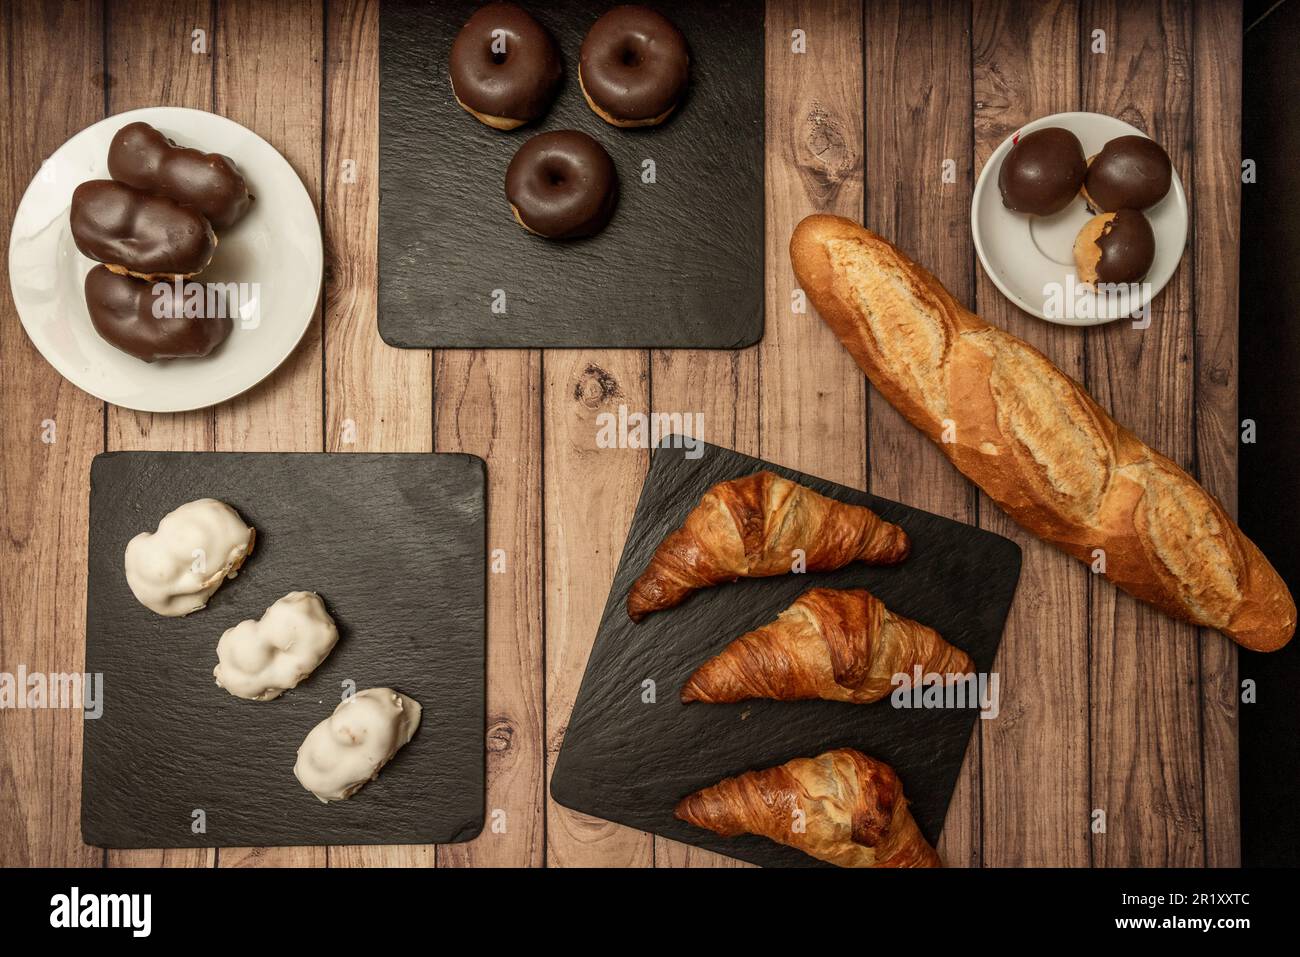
<box><xmin>790</xmin><ymin>214</ymin><xmax>1295</xmax><ymax>652</ymax></box>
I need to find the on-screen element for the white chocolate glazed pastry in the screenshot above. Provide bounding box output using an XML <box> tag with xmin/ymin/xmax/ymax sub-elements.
<box><xmin>213</xmin><ymin>591</ymin><xmax>339</xmax><ymax>701</ymax></box>
<box><xmin>124</xmin><ymin>498</ymin><xmax>255</xmax><ymax>617</ymax></box>
<box><xmin>293</xmin><ymin>688</ymin><xmax>422</xmax><ymax>803</ymax></box>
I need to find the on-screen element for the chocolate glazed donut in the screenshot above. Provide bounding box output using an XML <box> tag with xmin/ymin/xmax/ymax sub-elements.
<box><xmin>85</xmin><ymin>266</ymin><xmax>232</xmax><ymax>362</ymax></box>
<box><xmin>450</xmin><ymin>3</ymin><xmax>562</xmax><ymax>130</ymax></box>
<box><xmin>579</xmin><ymin>6</ymin><xmax>689</xmax><ymax>127</ymax></box>
<box><xmin>505</xmin><ymin>130</ymin><xmax>618</xmax><ymax>239</ymax></box>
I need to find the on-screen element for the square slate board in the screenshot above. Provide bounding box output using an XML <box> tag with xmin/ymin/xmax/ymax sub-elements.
<box><xmin>378</xmin><ymin>0</ymin><xmax>764</xmax><ymax>349</ymax></box>
<box><xmin>550</xmin><ymin>440</ymin><xmax>1023</xmax><ymax>867</ymax></box>
<box><xmin>82</xmin><ymin>452</ymin><xmax>486</xmax><ymax>848</ymax></box>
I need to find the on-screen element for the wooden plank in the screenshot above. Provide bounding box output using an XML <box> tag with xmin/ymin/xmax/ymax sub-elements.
<box><xmin>101</xmin><ymin>0</ymin><xmax>218</xmax><ymax>871</ymax></box>
<box><xmin>649</xmin><ymin>348</ymin><xmax>759</xmax><ymax>867</ymax></box>
<box><xmin>434</xmin><ymin>351</ymin><xmax>545</xmax><ymax>867</ymax></box>
<box><xmin>971</xmin><ymin>0</ymin><xmax>1092</xmax><ymax>867</ymax></box>
<box><xmin>213</xmin><ymin>0</ymin><xmax>327</xmax><ymax>869</ymax></box>
<box><xmin>321</xmin><ymin>0</ymin><xmax>435</xmax><ymax>870</ymax></box>
<box><xmin>0</xmin><ymin>0</ymin><xmax>105</xmax><ymax>870</ymax></box>
<box><xmin>864</xmin><ymin>0</ymin><xmax>979</xmax><ymax>868</ymax></box>
<box><xmin>543</xmin><ymin>352</ymin><xmax>653</xmax><ymax>867</ymax></box>
<box><xmin>1190</xmin><ymin>0</ymin><xmax>1242</xmax><ymax>868</ymax></box>
<box><xmin>761</xmin><ymin>0</ymin><xmax>866</xmax><ymax>487</ymax></box>
<box><xmin>1081</xmin><ymin>0</ymin><xmax>1204</xmax><ymax>866</ymax></box>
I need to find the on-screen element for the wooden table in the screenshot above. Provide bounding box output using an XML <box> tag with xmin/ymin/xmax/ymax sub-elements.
<box><xmin>0</xmin><ymin>0</ymin><xmax>1242</xmax><ymax>867</ymax></box>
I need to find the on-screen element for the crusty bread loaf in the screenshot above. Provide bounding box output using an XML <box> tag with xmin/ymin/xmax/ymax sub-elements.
<box><xmin>790</xmin><ymin>214</ymin><xmax>1295</xmax><ymax>652</ymax></box>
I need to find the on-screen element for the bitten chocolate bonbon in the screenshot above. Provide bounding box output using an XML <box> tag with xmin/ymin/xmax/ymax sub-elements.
<box><xmin>1073</xmin><ymin>209</ymin><xmax>1156</xmax><ymax>286</ymax></box>
<box><xmin>71</xmin><ymin>179</ymin><xmax>216</xmax><ymax>278</ymax></box>
<box><xmin>997</xmin><ymin>127</ymin><xmax>1087</xmax><ymax>216</ymax></box>
<box><xmin>108</xmin><ymin>122</ymin><xmax>253</xmax><ymax>229</ymax></box>
<box><xmin>1082</xmin><ymin>134</ymin><xmax>1173</xmax><ymax>212</ymax></box>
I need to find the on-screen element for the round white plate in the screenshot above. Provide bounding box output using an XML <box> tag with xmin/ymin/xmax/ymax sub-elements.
<box><xmin>971</xmin><ymin>111</ymin><xmax>1187</xmax><ymax>326</ymax></box>
<box><xmin>8</xmin><ymin>106</ymin><xmax>322</xmax><ymax>412</ymax></box>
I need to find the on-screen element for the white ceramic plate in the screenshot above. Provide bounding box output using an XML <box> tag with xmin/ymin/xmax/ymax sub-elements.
<box><xmin>9</xmin><ymin>106</ymin><xmax>322</xmax><ymax>412</ymax></box>
<box><xmin>971</xmin><ymin>111</ymin><xmax>1187</xmax><ymax>326</ymax></box>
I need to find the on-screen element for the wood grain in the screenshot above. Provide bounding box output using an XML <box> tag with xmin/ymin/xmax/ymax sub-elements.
<box><xmin>0</xmin><ymin>0</ymin><xmax>105</xmax><ymax>870</ymax></box>
<box><xmin>543</xmin><ymin>352</ymin><xmax>653</xmax><ymax>867</ymax></box>
<box><xmin>433</xmin><ymin>351</ymin><xmax>544</xmax><ymax>867</ymax></box>
<box><xmin>648</xmin><ymin>347</ymin><xmax>759</xmax><ymax>867</ymax></box>
<box><xmin>864</xmin><ymin>0</ymin><xmax>980</xmax><ymax>867</ymax></box>
<box><xmin>971</xmin><ymin>0</ymin><xmax>1092</xmax><ymax>867</ymax></box>
<box><xmin>1190</xmin><ymin>0</ymin><xmax>1242</xmax><ymax>868</ymax></box>
<box><xmin>322</xmin><ymin>0</ymin><xmax>435</xmax><ymax>870</ymax></box>
<box><xmin>1082</xmin><ymin>0</ymin><xmax>1205</xmax><ymax>866</ymax></box>
<box><xmin>213</xmin><ymin>0</ymin><xmax>326</xmax><ymax>869</ymax></box>
<box><xmin>0</xmin><ymin>0</ymin><xmax>1249</xmax><ymax>869</ymax></box>
<box><xmin>101</xmin><ymin>0</ymin><xmax>219</xmax><ymax>870</ymax></box>
<box><xmin>761</xmin><ymin>0</ymin><xmax>867</xmax><ymax>487</ymax></box>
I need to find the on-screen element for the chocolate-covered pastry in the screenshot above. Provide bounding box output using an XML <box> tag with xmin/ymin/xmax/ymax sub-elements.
<box><xmin>450</xmin><ymin>3</ymin><xmax>562</xmax><ymax>130</ymax></box>
<box><xmin>997</xmin><ymin>127</ymin><xmax>1087</xmax><ymax>216</ymax></box>
<box><xmin>84</xmin><ymin>265</ymin><xmax>232</xmax><ymax>361</ymax></box>
<box><xmin>71</xmin><ymin>180</ymin><xmax>216</xmax><ymax>279</ymax></box>
<box><xmin>108</xmin><ymin>122</ymin><xmax>253</xmax><ymax>229</ymax></box>
<box><xmin>579</xmin><ymin>5</ymin><xmax>689</xmax><ymax>127</ymax></box>
<box><xmin>1082</xmin><ymin>134</ymin><xmax>1172</xmax><ymax>212</ymax></box>
<box><xmin>1073</xmin><ymin>210</ymin><xmax>1155</xmax><ymax>286</ymax></box>
<box><xmin>505</xmin><ymin>130</ymin><xmax>618</xmax><ymax>239</ymax></box>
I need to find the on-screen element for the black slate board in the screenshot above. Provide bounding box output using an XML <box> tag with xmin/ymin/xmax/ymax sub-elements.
<box><xmin>378</xmin><ymin>0</ymin><xmax>764</xmax><ymax>349</ymax></box>
<box><xmin>82</xmin><ymin>452</ymin><xmax>486</xmax><ymax>848</ymax></box>
<box><xmin>550</xmin><ymin>440</ymin><xmax>1023</xmax><ymax>867</ymax></box>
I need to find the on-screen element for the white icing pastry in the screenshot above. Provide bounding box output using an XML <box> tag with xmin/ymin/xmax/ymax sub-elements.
<box><xmin>213</xmin><ymin>591</ymin><xmax>339</xmax><ymax>701</ymax></box>
<box><xmin>294</xmin><ymin>688</ymin><xmax>422</xmax><ymax>803</ymax></box>
<box><xmin>124</xmin><ymin>498</ymin><xmax>255</xmax><ymax>616</ymax></box>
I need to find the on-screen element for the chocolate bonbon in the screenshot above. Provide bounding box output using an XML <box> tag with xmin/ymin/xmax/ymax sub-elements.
<box><xmin>71</xmin><ymin>179</ymin><xmax>216</xmax><ymax>278</ymax></box>
<box><xmin>1082</xmin><ymin>134</ymin><xmax>1173</xmax><ymax>212</ymax></box>
<box><xmin>108</xmin><ymin>121</ymin><xmax>252</xmax><ymax>229</ymax></box>
<box><xmin>997</xmin><ymin>127</ymin><xmax>1087</xmax><ymax>216</ymax></box>
<box><xmin>1073</xmin><ymin>209</ymin><xmax>1156</xmax><ymax>286</ymax></box>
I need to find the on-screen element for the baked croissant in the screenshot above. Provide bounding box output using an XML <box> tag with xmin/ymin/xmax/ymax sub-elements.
<box><xmin>675</xmin><ymin>748</ymin><xmax>940</xmax><ymax>867</ymax></box>
<box><xmin>681</xmin><ymin>587</ymin><xmax>973</xmax><ymax>704</ymax></box>
<box><xmin>628</xmin><ymin>471</ymin><xmax>909</xmax><ymax>621</ymax></box>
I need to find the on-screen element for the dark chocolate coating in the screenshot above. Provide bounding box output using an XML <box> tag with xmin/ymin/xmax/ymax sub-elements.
<box><xmin>108</xmin><ymin>122</ymin><xmax>252</xmax><ymax>230</ymax></box>
<box><xmin>505</xmin><ymin>130</ymin><xmax>618</xmax><ymax>239</ymax></box>
<box><xmin>84</xmin><ymin>265</ymin><xmax>233</xmax><ymax>362</ymax></box>
<box><xmin>1084</xmin><ymin>134</ymin><xmax>1172</xmax><ymax>212</ymax></box>
<box><xmin>998</xmin><ymin>127</ymin><xmax>1087</xmax><ymax>215</ymax></box>
<box><xmin>71</xmin><ymin>180</ymin><xmax>216</xmax><ymax>277</ymax></box>
<box><xmin>579</xmin><ymin>5</ymin><xmax>689</xmax><ymax>122</ymax></box>
<box><xmin>449</xmin><ymin>3</ymin><xmax>562</xmax><ymax>123</ymax></box>
<box><xmin>1095</xmin><ymin>209</ymin><xmax>1156</xmax><ymax>284</ymax></box>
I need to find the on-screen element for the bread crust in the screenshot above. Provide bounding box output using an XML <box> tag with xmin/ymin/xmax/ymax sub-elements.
<box><xmin>790</xmin><ymin>214</ymin><xmax>1295</xmax><ymax>652</ymax></box>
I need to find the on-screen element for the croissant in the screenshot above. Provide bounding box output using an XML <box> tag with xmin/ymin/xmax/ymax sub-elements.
<box><xmin>675</xmin><ymin>748</ymin><xmax>940</xmax><ymax>867</ymax></box>
<box><xmin>628</xmin><ymin>471</ymin><xmax>909</xmax><ymax>621</ymax></box>
<box><xmin>681</xmin><ymin>587</ymin><xmax>973</xmax><ymax>704</ymax></box>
